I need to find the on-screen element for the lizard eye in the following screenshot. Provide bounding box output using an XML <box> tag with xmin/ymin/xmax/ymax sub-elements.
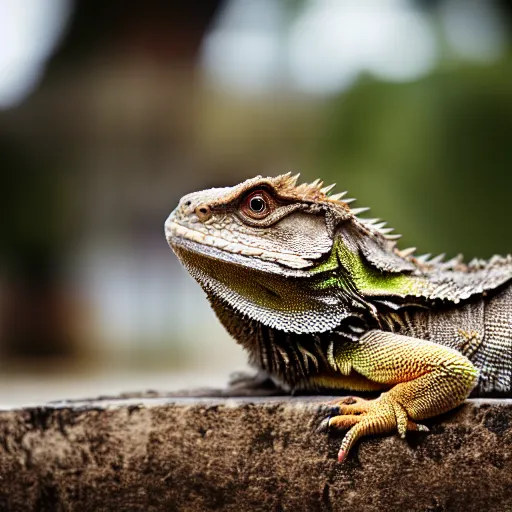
<box><xmin>249</xmin><ymin>195</ymin><xmax>266</xmax><ymax>213</ymax></box>
<box><xmin>241</xmin><ymin>190</ymin><xmax>273</xmax><ymax>219</ymax></box>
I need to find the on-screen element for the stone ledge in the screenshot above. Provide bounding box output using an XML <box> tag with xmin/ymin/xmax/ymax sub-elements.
<box><xmin>0</xmin><ymin>396</ymin><xmax>511</xmax><ymax>511</ymax></box>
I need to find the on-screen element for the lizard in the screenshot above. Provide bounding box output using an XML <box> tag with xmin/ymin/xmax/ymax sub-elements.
<box><xmin>164</xmin><ymin>173</ymin><xmax>512</xmax><ymax>462</ymax></box>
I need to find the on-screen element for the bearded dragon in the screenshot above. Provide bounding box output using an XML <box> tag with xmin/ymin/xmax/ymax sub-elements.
<box><xmin>165</xmin><ymin>173</ymin><xmax>512</xmax><ymax>462</ymax></box>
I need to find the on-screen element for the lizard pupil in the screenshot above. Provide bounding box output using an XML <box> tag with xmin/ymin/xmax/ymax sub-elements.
<box><xmin>249</xmin><ymin>196</ymin><xmax>266</xmax><ymax>213</ymax></box>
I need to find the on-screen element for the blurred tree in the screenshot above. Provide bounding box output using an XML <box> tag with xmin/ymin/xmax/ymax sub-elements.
<box><xmin>318</xmin><ymin>58</ymin><xmax>512</xmax><ymax>259</ymax></box>
<box><xmin>0</xmin><ymin>139</ymin><xmax>76</xmax><ymax>360</ymax></box>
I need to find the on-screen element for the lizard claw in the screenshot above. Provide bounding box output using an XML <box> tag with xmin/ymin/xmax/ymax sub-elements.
<box><xmin>320</xmin><ymin>393</ymin><xmax>431</xmax><ymax>463</ymax></box>
<box><xmin>317</xmin><ymin>417</ymin><xmax>331</xmax><ymax>434</ymax></box>
<box><xmin>337</xmin><ymin>449</ymin><xmax>348</xmax><ymax>463</ymax></box>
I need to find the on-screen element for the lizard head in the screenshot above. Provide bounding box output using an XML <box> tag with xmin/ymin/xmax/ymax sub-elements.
<box><xmin>165</xmin><ymin>173</ymin><xmax>418</xmax><ymax>333</ymax></box>
<box><xmin>166</xmin><ymin>173</ymin><xmax>354</xmax><ymax>272</ymax></box>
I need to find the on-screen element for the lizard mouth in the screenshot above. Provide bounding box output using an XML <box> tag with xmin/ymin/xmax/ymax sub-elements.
<box><xmin>166</xmin><ymin>221</ymin><xmax>314</xmax><ymax>278</ymax></box>
<box><xmin>165</xmin><ymin>218</ymin><xmax>315</xmax><ymax>273</ymax></box>
<box><xmin>166</xmin><ymin>220</ymin><xmax>265</xmax><ymax>257</ymax></box>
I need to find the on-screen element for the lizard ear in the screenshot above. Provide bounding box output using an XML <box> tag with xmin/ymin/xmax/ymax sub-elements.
<box><xmin>342</xmin><ymin>223</ymin><xmax>416</xmax><ymax>273</ymax></box>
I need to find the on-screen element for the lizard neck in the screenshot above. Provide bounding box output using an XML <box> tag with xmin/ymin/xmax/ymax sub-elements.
<box><xmin>313</xmin><ymin>235</ymin><xmax>512</xmax><ymax>305</ymax></box>
<box><xmin>207</xmin><ymin>293</ymin><xmax>338</xmax><ymax>388</ymax></box>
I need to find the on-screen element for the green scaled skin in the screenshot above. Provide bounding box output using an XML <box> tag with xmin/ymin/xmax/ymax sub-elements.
<box><xmin>311</xmin><ymin>237</ymin><xmax>418</xmax><ymax>296</ymax></box>
<box><xmin>165</xmin><ymin>173</ymin><xmax>512</xmax><ymax>462</ymax></box>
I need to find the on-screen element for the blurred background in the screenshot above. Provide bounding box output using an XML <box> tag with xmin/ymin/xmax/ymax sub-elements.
<box><xmin>1</xmin><ymin>0</ymin><xmax>511</xmax><ymax>405</ymax></box>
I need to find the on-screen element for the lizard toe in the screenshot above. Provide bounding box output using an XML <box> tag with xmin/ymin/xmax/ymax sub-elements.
<box><xmin>316</xmin><ymin>417</ymin><xmax>331</xmax><ymax>434</ymax></box>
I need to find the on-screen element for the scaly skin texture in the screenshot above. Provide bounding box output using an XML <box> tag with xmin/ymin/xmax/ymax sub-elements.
<box><xmin>165</xmin><ymin>174</ymin><xmax>512</xmax><ymax>462</ymax></box>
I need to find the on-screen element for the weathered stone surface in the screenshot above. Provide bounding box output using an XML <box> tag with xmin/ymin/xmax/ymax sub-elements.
<box><xmin>0</xmin><ymin>396</ymin><xmax>511</xmax><ymax>511</ymax></box>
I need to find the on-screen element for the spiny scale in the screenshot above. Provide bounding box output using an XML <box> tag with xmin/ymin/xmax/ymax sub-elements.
<box><xmin>321</xmin><ymin>183</ymin><xmax>336</xmax><ymax>194</ymax></box>
<box><xmin>330</xmin><ymin>191</ymin><xmax>347</xmax><ymax>201</ymax></box>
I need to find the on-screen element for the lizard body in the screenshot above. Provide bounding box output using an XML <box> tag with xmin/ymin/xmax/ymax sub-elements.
<box><xmin>165</xmin><ymin>174</ymin><xmax>512</xmax><ymax>461</ymax></box>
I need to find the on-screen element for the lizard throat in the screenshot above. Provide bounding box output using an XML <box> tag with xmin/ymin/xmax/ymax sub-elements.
<box><xmin>169</xmin><ymin>236</ymin><xmax>355</xmax><ymax>334</ymax></box>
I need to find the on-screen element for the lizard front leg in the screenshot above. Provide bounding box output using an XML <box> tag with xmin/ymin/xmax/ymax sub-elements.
<box><xmin>320</xmin><ymin>330</ymin><xmax>479</xmax><ymax>462</ymax></box>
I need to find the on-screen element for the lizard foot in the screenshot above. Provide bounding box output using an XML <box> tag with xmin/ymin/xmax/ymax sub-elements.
<box><xmin>319</xmin><ymin>393</ymin><xmax>429</xmax><ymax>462</ymax></box>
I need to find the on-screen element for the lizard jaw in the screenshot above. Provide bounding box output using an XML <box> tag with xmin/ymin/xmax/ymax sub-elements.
<box><xmin>167</xmin><ymin>231</ymin><xmax>314</xmax><ymax>280</ymax></box>
<box><xmin>165</xmin><ymin>218</ymin><xmax>314</xmax><ymax>269</ymax></box>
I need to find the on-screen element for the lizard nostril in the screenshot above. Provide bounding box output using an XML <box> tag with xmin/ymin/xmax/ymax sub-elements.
<box><xmin>184</xmin><ymin>200</ymin><xmax>191</xmax><ymax>207</ymax></box>
<box><xmin>195</xmin><ymin>204</ymin><xmax>211</xmax><ymax>221</ymax></box>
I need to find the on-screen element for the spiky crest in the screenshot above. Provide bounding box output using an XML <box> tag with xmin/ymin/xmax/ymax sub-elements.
<box><xmin>250</xmin><ymin>174</ymin><xmax>405</xmax><ymax>242</ymax></box>
<box><xmin>268</xmin><ymin>175</ymin><xmax>512</xmax><ymax>285</ymax></box>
